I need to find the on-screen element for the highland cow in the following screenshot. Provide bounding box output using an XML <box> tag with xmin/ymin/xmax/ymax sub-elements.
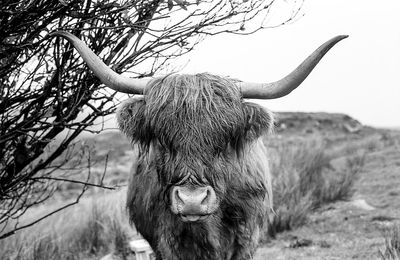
<box><xmin>53</xmin><ymin>31</ymin><xmax>347</xmax><ymax>260</ymax></box>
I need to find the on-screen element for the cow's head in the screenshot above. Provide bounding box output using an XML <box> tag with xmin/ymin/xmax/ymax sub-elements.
<box><xmin>116</xmin><ymin>73</ymin><xmax>275</xmax><ymax>221</ymax></box>
<box><xmin>52</xmin><ymin>32</ymin><xmax>347</xmax><ymax>222</ymax></box>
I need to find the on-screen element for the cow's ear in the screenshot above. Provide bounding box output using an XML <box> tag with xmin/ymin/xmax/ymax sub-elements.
<box><xmin>242</xmin><ymin>102</ymin><xmax>274</xmax><ymax>141</ymax></box>
<box><xmin>117</xmin><ymin>97</ymin><xmax>151</xmax><ymax>144</ymax></box>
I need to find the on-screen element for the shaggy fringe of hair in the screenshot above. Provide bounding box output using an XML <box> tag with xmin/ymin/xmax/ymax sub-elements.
<box><xmin>144</xmin><ymin>73</ymin><xmax>245</xmax><ymax>156</ymax></box>
<box><xmin>118</xmin><ymin>73</ymin><xmax>274</xmax><ymax>159</ymax></box>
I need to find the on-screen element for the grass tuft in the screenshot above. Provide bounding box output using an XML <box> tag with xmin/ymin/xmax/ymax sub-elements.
<box><xmin>266</xmin><ymin>139</ymin><xmax>364</xmax><ymax>238</ymax></box>
<box><xmin>379</xmin><ymin>225</ymin><xmax>400</xmax><ymax>260</ymax></box>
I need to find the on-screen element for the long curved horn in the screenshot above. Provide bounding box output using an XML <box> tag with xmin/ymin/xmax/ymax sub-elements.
<box><xmin>239</xmin><ymin>35</ymin><xmax>348</xmax><ymax>99</ymax></box>
<box><xmin>50</xmin><ymin>31</ymin><xmax>150</xmax><ymax>94</ymax></box>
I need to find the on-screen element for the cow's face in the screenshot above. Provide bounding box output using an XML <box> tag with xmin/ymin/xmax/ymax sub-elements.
<box><xmin>118</xmin><ymin>74</ymin><xmax>273</xmax><ymax>222</ymax></box>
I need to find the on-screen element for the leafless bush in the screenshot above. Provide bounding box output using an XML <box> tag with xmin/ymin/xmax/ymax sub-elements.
<box><xmin>0</xmin><ymin>0</ymin><xmax>303</xmax><ymax>239</ymax></box>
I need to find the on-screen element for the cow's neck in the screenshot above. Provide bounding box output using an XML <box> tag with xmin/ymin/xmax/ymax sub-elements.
<box><xmin>158</xmin><ymin>216</ymin><xmax>234</xmax><ymax>260</ymax></box>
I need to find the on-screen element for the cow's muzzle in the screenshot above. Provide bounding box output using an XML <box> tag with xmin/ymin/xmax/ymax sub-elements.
<box><xmin>170</xmin><ymin>185</ymin><xmax>217</xmax><ymax>222</ymax></box>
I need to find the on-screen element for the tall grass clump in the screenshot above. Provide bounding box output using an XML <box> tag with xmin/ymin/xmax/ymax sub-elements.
<box><xmin>379</xmin><ymin>225</ymin><xmax>400</xmax><ymax>260</ymax></box>
<box><xmin>0</xmin><ymin>189</ymin><xmax>134</xmax><ymax>260</ymax></box>
<box><xmin>267</xmin><ymin>139</ymin><xmax>365</xmax><ymax>238</ymax></box>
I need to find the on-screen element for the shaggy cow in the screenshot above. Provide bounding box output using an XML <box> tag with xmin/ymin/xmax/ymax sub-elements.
<box><xmin>52</xmin><ymin>31</ymin><xmax>347</xmax><ymax>260</ymax></box>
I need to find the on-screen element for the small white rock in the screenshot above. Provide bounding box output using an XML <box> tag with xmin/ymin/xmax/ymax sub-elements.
<box><xmin>351</xmin><ymin>199</ymin><xmax>375</xmax><ymax>211</ymax></box>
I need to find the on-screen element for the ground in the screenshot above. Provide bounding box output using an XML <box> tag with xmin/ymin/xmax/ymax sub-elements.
<box><xmin>254</xmin><ymin>114</ymin><xmax>400</xmax><ymax>260</ymax></box>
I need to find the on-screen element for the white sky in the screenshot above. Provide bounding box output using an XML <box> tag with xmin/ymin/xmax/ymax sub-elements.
<box><xmin>177</xmin><ymin>0</ymin><xmax>400</xmax><ymax>128</ymax></box>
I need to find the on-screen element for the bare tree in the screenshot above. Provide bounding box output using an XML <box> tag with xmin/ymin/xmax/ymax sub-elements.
<box><xmin>0</xmin><ymin>0</ymin><xmax>303</xmax><ymax>239</ymax></box>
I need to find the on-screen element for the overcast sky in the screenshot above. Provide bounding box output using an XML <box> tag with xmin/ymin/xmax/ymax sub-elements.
<box><xmin>177</xmin><ymin>0</ymin><xmax>400</xmax><ymax>128</ymax></box>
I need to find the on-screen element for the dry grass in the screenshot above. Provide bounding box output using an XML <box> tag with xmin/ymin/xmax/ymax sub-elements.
<box><xmin>266</xmin><ymin>139</ymin><xmax>365</xmax><ymax>238</ymax></box>
<box><xmin>0</xmin><ymin>189</ymin><xmax>134</xmax><ymax>260</ymax></box>
<box><xmin>379</xmin><ymin>225</ymin><xmax>400</xmax><ymax>260</ymax></box>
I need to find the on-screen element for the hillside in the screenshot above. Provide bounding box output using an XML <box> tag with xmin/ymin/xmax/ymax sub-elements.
<box><xmin>275</xmin><ymin>112</ymin><xmax>364</xmax><ymax>134</ymax></box>
<box><xmin>258</xmin><ymin>113</ymin><xmax>400</xmax><ymax>259</ymax></box>
<box><xmin>2</xmin><ymin>112</ymin><xmax>399</xmax><ymax>260</ymax></box>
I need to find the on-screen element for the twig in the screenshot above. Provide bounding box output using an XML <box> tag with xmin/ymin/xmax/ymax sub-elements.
<box><xmin>31</xmin><ymin>176</ymin><xmax>115</xmax><ymax>190</ymax></box>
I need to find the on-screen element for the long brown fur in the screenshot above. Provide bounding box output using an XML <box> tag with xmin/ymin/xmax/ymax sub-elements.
<box><xmin>117</xmin><ymin>73</ymin><xmax>273</xmax><ymax>260</ymax></box>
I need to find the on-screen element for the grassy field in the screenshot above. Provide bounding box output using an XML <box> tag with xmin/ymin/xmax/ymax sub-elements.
<box><xmin>1</xmin><ymin>112</ymin><xmax>399</xmax><ymax>260</ymax></box>
<box><xmin>256</xmin><ymin>114</ymin><xmax>400</xmax><ymax>259</ymax></box>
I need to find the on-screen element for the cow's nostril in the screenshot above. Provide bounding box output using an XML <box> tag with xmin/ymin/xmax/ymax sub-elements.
<box><xmin>200</xmin><ymin>188</ymin><xmax>211</xmax><ymax>205</ymax></box>
<box><xmin>174</xmin><ymin>188</ymin><xmax>184</xmax><ymax>205</ymax></box>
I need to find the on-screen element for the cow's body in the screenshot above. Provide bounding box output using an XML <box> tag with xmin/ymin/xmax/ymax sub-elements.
<box><xmin>127</xmin><ymin>139</ymin><xmax>272</xmax><ymax>259</ymax></box>
<box><xmin>118</xmin><ymin>74</ymin><xmax>274</xmax><ymax>259</ymax></box>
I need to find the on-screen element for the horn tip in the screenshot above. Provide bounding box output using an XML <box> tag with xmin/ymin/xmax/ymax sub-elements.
<box><xmin>337</xmin><ymin>35</ymin><xmax>349</xmax><ymax>40</ymax></box>
<box><xmin>328</xmin><ymin>35</ymin><xmax>349</xmax><ymax>46</ymax></box>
